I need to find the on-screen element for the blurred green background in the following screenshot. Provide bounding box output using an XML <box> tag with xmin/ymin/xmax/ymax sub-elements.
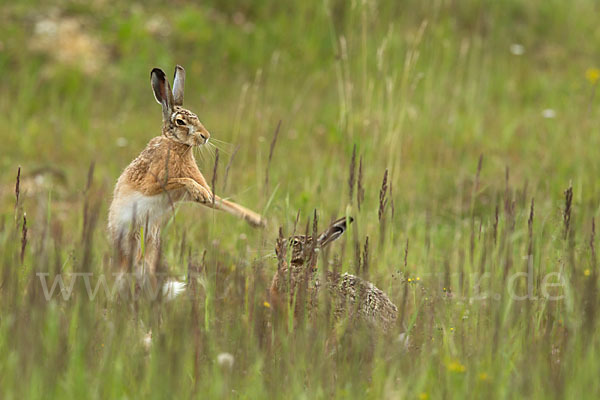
<box><xmin>1</xmin><ymin>0</ymin><xmax>600</xmax><ymax>398</ymax></box>
<box><xmin>2</xmin><ymin>0</ymin><xmax>599</xmax><ymax>214</ymax></box>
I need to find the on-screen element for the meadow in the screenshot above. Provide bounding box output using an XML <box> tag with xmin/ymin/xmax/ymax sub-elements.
<box><xmin>1</xmin><ymin>0</ymin><xmax>600</xmax><ymax>398</ymax></box>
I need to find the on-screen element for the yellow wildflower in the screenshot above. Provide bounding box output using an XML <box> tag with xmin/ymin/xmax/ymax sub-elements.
<box><xmin>478</xmin><ymin>372</ymin><xmax>489</xmax><ymax>381</ymax></box>
<box><xmin>447</xmin><ymin>361</ymin><xmax>466</xmax><ymax>373</ymax></box>
<box><xmin>263</xmin><ymin>301</ymin><xmax>271</xmax><ymax>308</ymax></box>
<box><xmin>586</xmin><ymin>68</ymin><xmax>600</xmax><ymax>85</ymax></box>
<box><xmin>584</xmin><ymin>269</ymin><xmax>591</xmax><ymax>277</ymax></box>
<box><xmin>419</xmin><ymin>393</ymin><xmax>429</xmax><ymax>400</ymax></box>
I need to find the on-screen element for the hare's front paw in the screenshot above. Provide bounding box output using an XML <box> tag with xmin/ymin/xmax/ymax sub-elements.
<box><xmin>191</xmin><ymin>186</ymin><xmax>213</xmax><ymax>203</ymax></box>
<box><xmin>245</xmin><ymin>212</ymin><xmax>266</xmax><ymax>228</ymax></box>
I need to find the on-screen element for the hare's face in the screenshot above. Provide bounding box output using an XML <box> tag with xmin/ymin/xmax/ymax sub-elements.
<box><xmin>151</xmin><ymin>65</ymin><xmax>211</xmax><ymax>147</ymax></box>
<box><xmin>288</xmin><ymin>235</ymin><xmax>314</xmax><ymax>265</ymax></box>
<box><xmin>165</xmin><ymin>106</ymin><xmax>210</xmax><ymax>146</ymax></box>
<box><xmin>281</xmin><ymin>217</ymin><xmax>353</xmax><ymax>266</ymax></box>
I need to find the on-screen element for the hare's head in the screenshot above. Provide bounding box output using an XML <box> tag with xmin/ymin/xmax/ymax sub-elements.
<box><xmin>277</xmin><ymin>217</ymin><xmax>353</xmax><ymax>266</ymax></box>
<box><xmin>151</xmin><ymin>65</ymin><xmax>210</xmax><ymax>147</ymax></box>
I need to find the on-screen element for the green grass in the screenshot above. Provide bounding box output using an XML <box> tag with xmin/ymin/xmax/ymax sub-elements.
<box><xmin>1</xmin><ymin>0</ymin><xmax>600</xmax><ymax>398</ymax></box>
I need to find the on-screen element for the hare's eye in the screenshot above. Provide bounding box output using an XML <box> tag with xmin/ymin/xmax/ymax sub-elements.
<box><xmin>176</xmin><ymin>119</ymin><xmax>186</xmax><ymax>126</ymax></box>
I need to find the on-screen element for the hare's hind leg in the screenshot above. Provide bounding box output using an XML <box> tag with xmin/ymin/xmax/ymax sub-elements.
<box><xmin>112</xmin><ymin>229</ymin><xmax>156</xmax><ymax>300</ymax></box>
<box><xmin>113</xmin><ymin>243</ymin><xmax>134</xmax><ymax>301</ymax></box>
<box><xmin>134</xmin><ymin>228</ymin><xmax>162</xmax><ymax>299</ymax></box>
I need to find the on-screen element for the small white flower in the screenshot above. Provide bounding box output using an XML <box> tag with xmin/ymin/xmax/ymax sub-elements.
<box><xmin>542</xmin><ymin>109</ymin><xmax>556</xmax><ymax>119</ymax></box>
<box><xmin>116</xmin><ymin>137</ymin><xmax>128</xmax><ymax>147</ymax></box>
<box><xmin>510</xmin><ymin>43</ymin><xmax>525</xmax><ymax>56</ymax></box>
<box><xmin>397</xmin><ymin>333</ymin><xmax>410</xmax><ymax>351</ymax></box>
<box><xmin>35</xmin><ymin>19</ymin><xmax>58</xmax><ymax>36</ymax></box>
<box><xmin>34</xmin><ymin>175</ymin><xmax>46</xmax><ymax>186</ymax></box>
<box><xmin>162</xmin><ymin>280</ymin><xmax>186</xmax><ymax>301</ymax></box>
<box><xmin>217</xmin><ymin>352</ymin><xmax>235</xmax><ymax>369</ymax></box>
<box><xmin>145</xmin><ymin>15</ymin><xmax>171</xmax><ymax>37</ymax></box>
<box><xmin>142</xmin><ymin>330</ymin><xmax>152</xmax><ymax>350</ymax></box>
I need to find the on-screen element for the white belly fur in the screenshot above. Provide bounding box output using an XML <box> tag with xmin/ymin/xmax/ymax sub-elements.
<box><xmin>108</xmin><ymin>190</ymin><xmax>174</xmax><ymax>242</ymax></box>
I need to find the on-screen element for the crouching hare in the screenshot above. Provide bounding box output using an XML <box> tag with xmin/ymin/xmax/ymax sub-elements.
<box><xmin>270</xmin><ymin>217</ymin><xmax>398</xmax><ymax>332</ymax></box>
<box><xmin>108</xmin><ymin>65</ymin><xmax>265</xmax><ymax>287</ymax></box>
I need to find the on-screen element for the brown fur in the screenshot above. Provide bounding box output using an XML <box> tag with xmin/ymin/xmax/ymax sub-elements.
<box><xmin>269</xmin><ymin>217</ymin><xmax>397</xmax><ymax>331</ymax></box>
<box><xmin>108</xmin><ymin>66</ymin><xmax>265</xmax><ymax>289</ymax></box>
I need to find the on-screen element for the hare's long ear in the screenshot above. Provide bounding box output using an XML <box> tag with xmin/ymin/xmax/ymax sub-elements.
<box><xmin>151</xmin><ymin>68</ymin><xmax>174</xmax><ymax>122</ymax></box>
<box><xmin>172</xmin><ymin>65</ymin><xmax>185</xmax><ymax>106</ymax></box>
<box><xmin>317</xmin><ymin>216</ymin><xmax>353</xmax><ymax>248</ymax></box>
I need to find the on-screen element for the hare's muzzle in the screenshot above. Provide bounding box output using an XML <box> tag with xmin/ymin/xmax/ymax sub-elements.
<box><xmin>194</xmin><ymin>134</ymin><xmax>209</xmax><ymax>146</ymax></box>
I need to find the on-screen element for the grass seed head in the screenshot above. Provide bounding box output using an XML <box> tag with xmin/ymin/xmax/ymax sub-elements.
<box><xmin>564</xmin><ymin>183</ymin><xmax>573</xmax><ymax>240</ymax></box>
<box><xmin>348</xmin><ymin>144</ymin><xmax>357</xmax><ymax>203</ymax></box>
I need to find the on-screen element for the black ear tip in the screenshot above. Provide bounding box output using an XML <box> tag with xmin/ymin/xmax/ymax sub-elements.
<box><xmin>151</xmin><ymin>68</ymin><xmax>166</xmax><ymax>79</ymax></box>
<box><xmin>329</xmin><ymin>216</ymin><xmax>353</xmax><ymax>233</ymax></box>
<box><xmin>175</xmin><ymin>64</ymin><xmax>185</xmax><ymax>71</ymax></box>
<box><xmin>335</xmin><ymin>216</ymin><xmax>353</xmax><ymax>228</ymax></box>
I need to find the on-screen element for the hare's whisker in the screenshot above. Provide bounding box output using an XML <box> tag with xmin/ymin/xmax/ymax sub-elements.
<box><xmin>192</xmin><ymin>146</ymin><xmax>202</xmax><ymax>161</ymax></box>
<box><xmin>207</xmin><ymin>141</ymin><xmax>232</xmax><ymax>155</ymax></box>
<box><xmin>198</xmin><ymin>145</ymin><xmax>214</xmax><ymax>161</ymax></box>
<box><xmin>209</xmin><ymin>137</ymin><xmax>233</xmax><ymax>146</ymax></box>
<box><xmin>208</xmin><ymin>137</ymin><xmax>235</xmax><ymax>149</ymax></box>
<box><xmin>205</xmin><ymin>144</ymin><xmax>216</xmax><ymax>158</ymax></box>
<box><xmin>193</xmin><ymin>146</ymin><xmax>207</xmax><ymax>162</ymax></box>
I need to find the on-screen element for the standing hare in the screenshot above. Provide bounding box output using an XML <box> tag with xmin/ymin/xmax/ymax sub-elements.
<box><xmin>108</xmin><ymin>65</ymin><xmax>265</xmax><ymax>287</ymax></box>
<box><xmin>270</xmin><ymin>217</ymin><xmax>398</xmax><ymax>332</ymax></box>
